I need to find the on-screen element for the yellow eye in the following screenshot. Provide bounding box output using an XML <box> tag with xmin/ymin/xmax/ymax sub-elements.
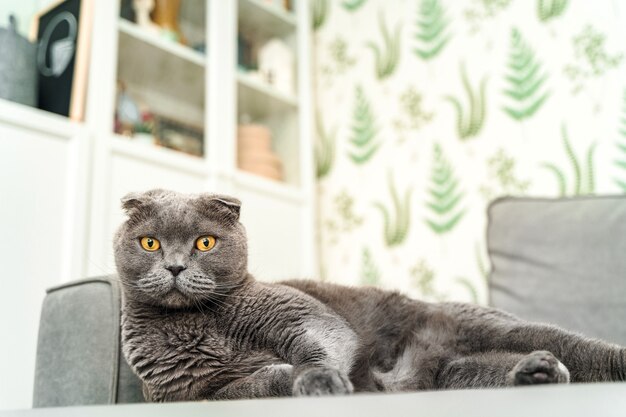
<box><xmin>140</xmin><ymin>237</ymin><xmax>161</xmax><ymax>251</ymax></box>
<box><xmin>196</xmin><ymin>236</ymin><xmax>216</xmax><ymax>252</ymax></box>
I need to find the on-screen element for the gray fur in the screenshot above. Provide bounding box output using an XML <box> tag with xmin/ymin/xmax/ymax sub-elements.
<box><xmin>115</xmin><ymin>190</ymin><xmax>626</xmax><ymax>401</ymax></box>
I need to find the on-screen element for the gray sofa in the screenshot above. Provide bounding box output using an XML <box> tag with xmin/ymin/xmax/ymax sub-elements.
<box><xmin>33</xmin><ymin>279</ymin><xmax>143</xmax><ymax>407</ymax></box>
<box><xmin>32</xmin><ymin>195</ymin><xmax>626</xmax><ymax>407</ymax></box>
<box><xmin>487</xmin><ymin>196</ymin><xmax>626</xmax><ymax>345</ymax></box>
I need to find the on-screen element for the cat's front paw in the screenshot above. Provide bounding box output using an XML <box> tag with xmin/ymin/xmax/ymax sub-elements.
<box><xmin>509</xmin><ymin>351</ymin><xmax>570</xmax><ymax>386</ymax></box>
<box><xmin>292</xmin><ymin>367</ymin><xmax>353</xmax><ymax>397</ymax></box>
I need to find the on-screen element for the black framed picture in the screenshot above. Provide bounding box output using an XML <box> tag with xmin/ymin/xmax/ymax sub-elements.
<box><xmin>32</xmin><ymin>0</ymin><xmax>93</xmax><ymax>120</ymax></box>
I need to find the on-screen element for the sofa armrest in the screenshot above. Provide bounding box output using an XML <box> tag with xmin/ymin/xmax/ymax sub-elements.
<box><xmin>33</xmin><ymin>277</ymin><xmax>143</xmax><ymax>407</ymax></box>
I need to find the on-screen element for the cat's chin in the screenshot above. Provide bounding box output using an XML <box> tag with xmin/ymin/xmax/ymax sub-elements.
<box><xmin>159</xmin><ymin>288</ymin><xmax>193</xmax><ymax>309</ymax></box>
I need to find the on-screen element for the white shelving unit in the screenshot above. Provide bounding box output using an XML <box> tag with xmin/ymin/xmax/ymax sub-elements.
<box><xmin>237</xmin><ymin>72</ymin><xmax>299</xmax><ymax>110</ymax></box>
<box><xmin>118</xmin><ymin>19</ymin><xmax>206</xmax><ymax>67</ymax></box>
<box><xmin>0</xmin><ymin>3</ymin><xmax>314</xmax><ymax>406</ymax></box>
<box><xmin>84</xmin><ymin>0</ymin><xmax>315</xmax><ymax>281</ymax></box>
<box><xmin>238</xmin><ymin>0</ymin><xmax>297</xmax><ymax>35</ymax></box>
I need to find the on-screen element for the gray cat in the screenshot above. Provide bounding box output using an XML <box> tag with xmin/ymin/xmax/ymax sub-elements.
<box><xmin>115</xmin><ymin>189</ymin><xmax>625</xmax><ymax>401</ymax></box>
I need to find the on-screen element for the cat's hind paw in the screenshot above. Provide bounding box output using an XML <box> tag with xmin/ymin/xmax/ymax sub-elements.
<box><xmin>509</xmin><ymin>351</ymin><xmax>570</xmax><ymax>386</ymax></box>
<box><xmin>292</xmin><ymin>367</ymin><xmax>353</xmax><ymax>396</ymax></box>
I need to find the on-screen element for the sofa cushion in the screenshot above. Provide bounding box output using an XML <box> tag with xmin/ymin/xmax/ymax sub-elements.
<box><xmin>487</xmin><ymin>196</ymin><xmax>626</xmax><ymax>345</ymax></box>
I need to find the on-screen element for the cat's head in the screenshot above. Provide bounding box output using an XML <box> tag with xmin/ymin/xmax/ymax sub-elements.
<box><xmin>114</xmin><ymin>189</ymin><xmax>248</xmax><ymax>309</ymax></box>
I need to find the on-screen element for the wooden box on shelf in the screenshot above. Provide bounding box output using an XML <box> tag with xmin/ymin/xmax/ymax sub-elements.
<box><xmin>237</xmin><ymin>124</ymin><xmax>284</xmax><ymax>181</ymax></box>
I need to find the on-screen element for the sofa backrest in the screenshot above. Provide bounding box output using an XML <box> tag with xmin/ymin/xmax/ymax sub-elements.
<box><xmin>487</xmin><ymin>196</ymin><xmax>626</xmax><ymax>345</ymax></box>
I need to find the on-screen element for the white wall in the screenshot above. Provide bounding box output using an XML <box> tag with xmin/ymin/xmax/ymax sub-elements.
<box><xmin>0</xmin><ymin>102</ymin><xmax>88</xmax><ymax>410</ymax></box>
<box><xmin>0</xmin><ymin>0</ymin><xmax>58</xmax><ymax>37</ymax></box>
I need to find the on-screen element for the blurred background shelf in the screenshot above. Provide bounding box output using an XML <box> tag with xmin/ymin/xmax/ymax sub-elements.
<box><xmin>238</xmin><ymin>0</ymin><xmax>296</xmax><ymax>40</ymax></box>
<box><xmin>237</xmin><ymin>72</ymin><xmax>298</xmax><ymax>116</ymax></box>
<box><xmin>118</xmin><ymin>19</ymin><xmax>205</xmax><ymax>67</ymax></box>
<box><xmin>110</xmin><ymin>135</ymin><xmax>207</xmax><ymax>177</ymax></box>
<box><xmin>0</xmin><ymin>98</ymin><xmax>83</xmax><ymax>138</ymax></box>
<box><xmin>234</xmin><ymin>169</ymin><xmax>305</xmax><ymax>203</ymax></box>
<box><xmin>117</xmin><ymin>18</ymin><xmax>206</xmax><ymax>150</ymax></box>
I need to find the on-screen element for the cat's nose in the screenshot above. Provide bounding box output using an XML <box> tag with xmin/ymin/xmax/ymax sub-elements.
<box><xmin>166</xmin><ymin>264</ymin><xmax>187</xmax><ymax>277</ymax></box>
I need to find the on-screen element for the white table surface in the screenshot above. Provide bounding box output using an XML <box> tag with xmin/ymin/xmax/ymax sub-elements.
<box><xmin>4</xmin><ymin>383</ymin><xmax>626</xmax><ymax>417</ymax></box>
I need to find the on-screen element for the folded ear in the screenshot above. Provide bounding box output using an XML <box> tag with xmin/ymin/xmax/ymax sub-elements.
<box><xmin>120</xmin><ymin>189</ymin><xmax>165</xmax><ymax>215</ymax></box>
<box><xmin>197</xmin><ymin>194</ymin><xmax>241</xmax><ymax>221</ymax></box>
<box><xmin>121</xmin><ymin>192</ymin><xmax>147</xmax><ymax>214</ymax></box>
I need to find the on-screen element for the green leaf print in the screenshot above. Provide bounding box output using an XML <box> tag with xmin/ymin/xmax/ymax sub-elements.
<box><xmin>373</xmin><ymin>172</ymin><xmax>412</xmax><ymax>247</ymax></box>
<box><xmin>541</xmin><ymin>124</ymin><xmax>596</xmax><ymax>196</ymax></box>
<box><xmin>315</xmin><ymin>109</ymin><xmax>336</xmax><ymax>179</ymax></box>
<box><xmin>323</xmin><ymin>190</ymin><xmax>363</xmax><ymax>245</ymax></box>
<box><xmin>445</xmin><ymin>64</ymin><xmax>487</xmax><ymax>139</ymax></box>
<box><xmin>410</xmin><ymin>260</ymin><xmax>438</xmax><ymax>299</ymax></box>
<box><xmin>502</xmin><ymin>28</ymin><xmax>550</xmax><ymax>121</ymax></box>
<box><xmin>464</xmin><ymin>0</ymin><xmax>512</xmax><ymax>35</ymax></box>
<box><xmin>348</xmin><ymin>86</ymin><xmax>381</xmax><ymax>164</ymax></box>
<box><xmin>342</xmin><ymin>0</ymin><xmax>367</xmax><ymax>12</ymax></box>
<box><xmin>361</xmin><ymin>247</ymin><xmax>381</xmax><ymax>286</ymax></box>
<box><xmin>366</xmin><ymin>13</ymin><xmax>402</xmax><ymax>80</ymax></box>
<box><xmin>312</xmin><ymin>0</ymin><xmax>329</xmax><ymax>31</ymax></box>
<box><xmin>537</xmin><ymin>0</ymin><xmax>568</xmax><ymax>22</ymax></box>
<box><xmin>414</xmin><ymin>0</ymin><xmax>451</xmax><ymax>60</ymax></box>
<box><xmin>479</xmin><ymin>149</ymin><xmax>531</xmax><ymax>201</ymax></box>
<box><xmin>564</xmin><ymin>25</ymin><xmax>624</xmax><ymax>94</ymax></box>
<box><xmin>392</xmin><ymin>86</ymin><xmax>434</xmax><ymax>140</ymax></box>
<box><xmin>425</xmin><ymin>144</ymin><xmax>466</xmax><ymax>234</ymax></box>
<box><xmin>614</xmin><ymin>89</ymin><xmax>626</xmax><ymax>192</ymax></box>
<box><xmin>456</xmin><ymin>243</ymin><xmax>490</xmax><ymax>304</ymax></box>
<box><xmin>455</xmin><ymin>277</ymin><xmax>479</xmax><ymax>303</ymax></box>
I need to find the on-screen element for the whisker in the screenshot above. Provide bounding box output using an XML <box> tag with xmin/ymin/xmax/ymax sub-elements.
<box><xmin>210</xmin><ymin>291</ymin><xmax>257</xmax><ymax>300</ymax></box>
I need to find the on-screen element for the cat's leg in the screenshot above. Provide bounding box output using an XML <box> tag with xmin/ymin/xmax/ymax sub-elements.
<box><xmin>448</xmin><ymin>303</ymin><xmax>626</xmax><ymax>382</ymax></box>
<box><xmin>292</xmin><ymin>366</ymin><xmax>353</xmax><ymax>396</ymax></box>
<box><xmin>436</xmin><ymin>351</ymin><xmax>570</xmax><ymax>389</ymax></box>
<box><xmin>229</xmin><ymin>283</ymin><xmax>359</xmax><ymax>396</ymax></box>
<box><xmin>495</xmin><ymin>322</ymin><xmax>625</xmax><ymax>382</ymax></box>
<box><xmin>210</xmin><ymin>363</ymin><xmax>353</xmax><ymax>399</ymax></box>
<box><xmin>211</xmin><ymin>364</ymin><xmax>293</xmax><ymax>400</ymax></box>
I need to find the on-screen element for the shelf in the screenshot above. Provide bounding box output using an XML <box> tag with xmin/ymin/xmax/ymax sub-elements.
<box><xmin>238</xmin><ymin>0</ymin><xmax>296</xmax><ymax>39</ymax></box>
<box><xmin>117</xmin><ymin>18</ymin><xmax>205</xmax><ymax>123</ymax></box>
<box><xmin>0</xmin><ymin>98</ymin><xmax>83</xmax><ymax>139</ymax></box>
<box><xmin>110</xmin><ymin>135</ymin><xmax>207</xmax><ymax>177</ymax></box>
<box><xmin>118</xmin><ymin>19</ymin><xmax>205</xmax><ymax>67</ymax></box>
<box><xmin>234</xmin><ymin>170</ymin><xmax>305</xmax><ymax>203</ymax></box>
<box><xmin>237</xmin><ymin>72</ymin><xmax>298</xmax><ymax>118</ymax></box>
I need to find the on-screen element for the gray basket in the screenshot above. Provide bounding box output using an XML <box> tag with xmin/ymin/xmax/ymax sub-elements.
<box><xmin>0</xmin><ymin>15</ymin><xmax>37</xmax><ymax>106</ymax></box>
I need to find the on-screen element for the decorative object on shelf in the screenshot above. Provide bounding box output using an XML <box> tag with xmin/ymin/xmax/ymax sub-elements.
<box><xmin>133</xmin><ymin>111</ymin><xmax>156</xmax><ymax>145</ymax></box>
<box><xmin>0</xmin><ymin>15</ymin><xmax>38</xmax><ymax>107</ymax></box>
<box><xmin>152</xmin><ymin>0</ymin><xmax>187</xmax><ymax>44</ymax></box>
<box><xmin>263</xmin><ymin>0</ymin><xmax>292</xmax><ymax>12</ymax></box>
<box><xmin>133</xmin><ymin>132</ymin><xmax>155</xmax><ymax>146</ymax></box>
<box><xmin>258</xmin><ymin>38</ymin><xmax>294</xmax><ymax>96</ymax></box>
<box><xmin>237</xmin><ymin>33</ymin><xmax>256</xmax><ymax>71</ymax></box>
<box><xmin>237</xmin><ymin>123</ymin><xmax>284</xmax><ymax>181</ymax></box>
<box><xmin>192</xmin><ymin>42</ymin><xmax>206</xmax><ymax>54</ymax></box>
<box><xmin>120</xmin><ymin>0</ymin><xmax>136</xmax><ymax>22</ymax></box>
<box><xmin>115</xmin><ymin>81</ymin><xmax>141</xmax><ymax>136</ymax></box>
<box><xmin>154</xmin><ymin>114</ymin><xmax>204</xmax><ymax>157</ymax></box>
<box><xmin>132</xmin><ymin>0</ymin><xmax>160</xmax><ymax>35</ymax></box>
<box><xmin>32</xmin><ymin>0</ymin><xmax>93</xmax><ymax>121</ymax></box>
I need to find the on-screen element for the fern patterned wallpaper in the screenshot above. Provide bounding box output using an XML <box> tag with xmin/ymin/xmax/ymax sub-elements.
<box><xmin>311</xmin><ymin>0</ymin><xmax>626</xmax><ymax>303</ymax></box>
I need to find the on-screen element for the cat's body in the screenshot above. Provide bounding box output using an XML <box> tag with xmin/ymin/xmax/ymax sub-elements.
<box><xmin>116</xmin><ymin>190</ymin><xmax>626</xmax><ymax>402</ymax></box>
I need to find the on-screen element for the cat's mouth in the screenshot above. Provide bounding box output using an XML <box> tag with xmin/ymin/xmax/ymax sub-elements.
<box><xmin>161</xmin><ymin>287</ymin><xmax>192</xmax><ymax>308</ymax></box>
